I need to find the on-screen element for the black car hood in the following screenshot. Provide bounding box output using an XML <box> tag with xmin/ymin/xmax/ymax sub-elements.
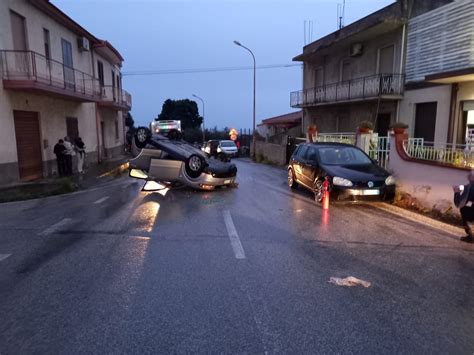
<box><xmin>322</xmin><ymin>163</ymin><xmax>389</xmax><ymax>182</ymax></box>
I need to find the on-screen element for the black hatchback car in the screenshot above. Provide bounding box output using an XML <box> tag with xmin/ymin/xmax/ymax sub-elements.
<box><xmin>288</xmin><ymin>142</ymin><xmax>395</xmax><ymax>202</ymax></box>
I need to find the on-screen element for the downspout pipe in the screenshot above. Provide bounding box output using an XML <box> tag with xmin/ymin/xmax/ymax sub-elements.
<box><xmin>90</xmin><ymin>49</ymin><xmax>101</xmax><ymax>163</ymax></box>
<box><xmin>396</xmin><ymin>22</ymin><xmax>407</xmax><ymax>123</ymax></box>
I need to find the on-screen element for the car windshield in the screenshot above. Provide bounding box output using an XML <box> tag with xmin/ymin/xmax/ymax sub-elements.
<box><xmin>220</xmin><ymin>141</ymin><xmax>236</xmax><ymax>147</ymax></box>
<box><xmin>318</xmin><ymin>146</ymin><xmax>372</xmax><ymax>165</ymax></box>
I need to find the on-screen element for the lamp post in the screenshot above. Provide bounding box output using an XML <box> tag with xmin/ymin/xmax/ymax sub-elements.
<box><xmin>233</xmin><ymin>40</ymin><xmax>256</xmax><ymax>158</ymax></box>
<box><xmin>192</xmin><ymin>94</ymin><xmax>205</xmax><ymax>143</ymax></box>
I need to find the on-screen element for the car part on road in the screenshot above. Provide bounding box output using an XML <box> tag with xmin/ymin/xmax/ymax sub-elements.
<box><xmin>329</xmin><ymin>276</ymin><xmax>371</xmax><ymax>288</ymax></box>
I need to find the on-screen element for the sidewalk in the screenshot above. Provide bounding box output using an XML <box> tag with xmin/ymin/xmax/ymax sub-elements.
<box><xmin>0</xmin><ymin>154</ymin><xmax>130</xmax><ymax>203</ymax></box>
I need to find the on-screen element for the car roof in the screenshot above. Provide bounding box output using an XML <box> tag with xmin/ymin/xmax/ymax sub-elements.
<box><xmin>301</xmin><ymin>142</ymin><xmax>357</xmax><ymax>149</ymax></box>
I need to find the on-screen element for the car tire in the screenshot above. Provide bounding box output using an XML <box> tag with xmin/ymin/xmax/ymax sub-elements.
<box><xmin>185</xmin><ymin>154</ymin><xmax>205</xmax><ymax>179</ymax></box>
<box><xmin>313</xmin><ymin>179</ymin><xmax>324</xmax><ymax>203</ymax></box>
<box><xmin>134</xmin><ymin>126</ymin><xmax>152</xmax><ymax>149</ymax></box>
<box><xmin>288</xmin><ymin>169</ymin><xmax>298</xmax><ymax>189</ymax></box>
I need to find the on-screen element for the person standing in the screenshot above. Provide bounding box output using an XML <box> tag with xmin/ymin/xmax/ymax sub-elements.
<box><xmin>453</xmin><ymin>170</ymin><xmax>474</xmax><ymax>243</ymax></box>
<box><xmin>63</xmin><ymin>136</ymin><xmax>75</xmax><ymax>176</ymax></box>
<box><xmin>75</xmin><ymin>137</ymin><xmax>86</xmax><ymax>174</ymax></box>
<box><xmin>53</xmin><ymin>139</ymin><xmax>66</xmax><ymax>177</ymax></box>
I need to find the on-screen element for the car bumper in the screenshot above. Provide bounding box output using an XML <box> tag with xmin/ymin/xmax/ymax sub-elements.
<box><xmin>332</xmin><ymin>185</ymin><xmax>395</xmax><ymax>202</ymax></box>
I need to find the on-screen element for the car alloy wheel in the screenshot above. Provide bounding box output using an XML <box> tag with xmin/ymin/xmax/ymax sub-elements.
<box><xmin>288</xmin><ymin>169</ymin><xmax>298</xmax><ymax>189</ymax></box>
<box><xmin>314</xmin><ymin>179</ymin><xmax>323</xmax><ymax>203</ymax></box>
<box><xmin>189</xmin><ymin>155</ymin><xmax>202</xmax><ymax>171</ymax></box>
<box><xmin>134</xmin><ymin>126</ymin><xmax>152</xmax><ymax>149</ymax></box>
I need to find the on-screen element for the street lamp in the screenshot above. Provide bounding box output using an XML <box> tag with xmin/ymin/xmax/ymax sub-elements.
<box><xmin>192</xmin><ymin>94</ymin><xmax>205</xmax><ymax>143</ymax></box>
<box><xmin>233</xmin><ymin>40</ymin><xmax>256</xmax><ymax>158</ymax></box>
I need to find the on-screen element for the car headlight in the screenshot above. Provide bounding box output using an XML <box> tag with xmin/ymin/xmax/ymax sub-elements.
<box><xmin>333</xmin><ymin>176</ymin><xmax>353</xmax><ymax>187</ymax></box>
<box><xmin>217</xmin><ymin>147</ymin><xmax>222</xmax><ymax>153</ymax></box>
<box><xmin>385</xmin><ymin>175</ymin><xmax>396</xmax><ymax>185</ymax></box>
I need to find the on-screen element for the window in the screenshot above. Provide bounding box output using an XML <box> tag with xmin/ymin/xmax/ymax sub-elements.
<box><xmin>314</xmin><ymin>67</ymin><xmax>323</xmax><ymax>87</ymax></box>
<box><xmin>306</xmin><ymin>146</ymin><xmax>319</xmax><ymax>163</ymax></box>
<box><xmin>115</xmin><ymin>118</ymin><xmax>120</xmax><ymax>140</ymax></box>
<box><xmin>97</xmin><ymin>61</ymin><xmax>104</xmax><ymax>86</ymax></box>
<box><xmin>318</xmin><ymin>147</ymin><xmax>371</xmax><ymax>165</ymax></box>
<box><xmin>10</xmin><ymin>10</ymin><xmax>27</xmax><ymax>51</ymax></box>
<box><xmin>43</xmin><ymin>28</ymin><xmax>50</xmax><ymax>60</ymax></box>
<box><xmin>297</xmin><ymin>145</ymin><xmax>309</xmax><ymax>160</ymax></box>
<box><xmin>415</xmin><ymin>102</ymin><xmax>437</xmax><ymax>142</ymax></box>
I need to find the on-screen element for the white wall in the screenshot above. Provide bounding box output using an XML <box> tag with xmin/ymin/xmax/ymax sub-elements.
<box><xmin>398</xmin><ymin>85</ymin><xmax>451</xmax><ymax>144</ymax></box>
<box><xmin>389</xmin><ymin>134</ymin><xmax>468</xmax><ymax>215</ymax></box>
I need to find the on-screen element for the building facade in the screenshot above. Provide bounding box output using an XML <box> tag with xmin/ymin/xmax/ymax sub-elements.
<box><xmin>291</xmin><ymin>0</ymin><xmax>455</xmax><ymax>137</ymax></box>
<box><xmin>399</xmin><ymin>0</ymin><xmax>474</xmax><ymax>145</ymax></box>
<box><xmin>0</xmin><ymin>0</ymin><xmax>131</xmax><ymax>184</ymax></box>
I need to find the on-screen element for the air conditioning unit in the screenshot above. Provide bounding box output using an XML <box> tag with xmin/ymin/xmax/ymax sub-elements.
<box><xmin>78</xmin><ymin>37</ymin><xmax>90</xmax><ymax>52</ymax></box>
<box><xmin>350</xmin><ymin>43</ymin><xmax>363</xmax><ymax>57</ymax></box>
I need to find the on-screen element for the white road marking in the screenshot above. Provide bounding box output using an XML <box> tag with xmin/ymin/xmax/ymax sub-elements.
<box><xmin>39</xmin><ymin>218</ymin><xmax>73</xmax><ymax>236</ymax></box>
<box><xmin>223</xmin><ymin>210</ymin><xmax>246</xmax><ymax>259</ymax></box>
<box><xmin>0</xmin><ymin>254</ymin><xmax>12</xmax><ymax>262</ymax></box>
<box><xmin>93</xmin><ymin>196</ymin><xmax>110</xmax><ymax>204</ymax></box>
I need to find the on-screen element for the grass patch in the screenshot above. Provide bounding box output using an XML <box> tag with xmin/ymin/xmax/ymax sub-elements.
<box><xmin>0</xmin><ymin>177</ymin><xmax>78</xmax><ymax>203</ymax></box>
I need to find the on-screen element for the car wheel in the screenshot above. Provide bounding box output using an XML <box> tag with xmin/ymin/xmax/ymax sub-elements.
<box><xmin>134</xmin><ymin>126</ymin><xmax>152</xmax><ymax>149</ymax></box>
<box><xmin>185</xmin><ymin>154</ymin><xmax>205</xmax><ymax>178</ymax></box>
<box><xmin>313</xmin><ymin>179</ymin><xmax>323</xmax><ymax>203</ymax></box>
<box><xmin>288</xmin><ymin>169</ymin><xmax>298</xmax><ymax>189</ymax></box>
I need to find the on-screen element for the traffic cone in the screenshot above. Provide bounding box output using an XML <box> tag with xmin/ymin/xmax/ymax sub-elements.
<box><xmin>322</xmin><ymin>177</ymin><xmax>330</xmax><ymax>210</ymax></box>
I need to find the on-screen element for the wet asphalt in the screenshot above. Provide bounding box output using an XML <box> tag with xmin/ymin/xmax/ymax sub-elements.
<box><xmin>0</xmin><ymin>159</ymin><xmax>473</xmax><ymax>354</ymax></box>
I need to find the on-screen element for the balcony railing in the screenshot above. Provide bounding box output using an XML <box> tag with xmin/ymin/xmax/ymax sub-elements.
<box><xmin>0</xmin><ymin>50</ymin><xmax>101</xmax><ymax>101</ymax></box>
<box><xmin>290</xmin><ymin>74</ymin><xmax>404</xmax><ymax>108</ymax></box>
<box><xmin>99</xmin><ymin>85</ymin><xmax>132</xmax><ymax>110</ymax></box>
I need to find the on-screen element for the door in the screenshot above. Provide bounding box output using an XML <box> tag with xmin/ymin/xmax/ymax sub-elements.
<box><xmin>13</xmin><ymin>111</ymin><xmax>43</xmax><ymax>181</ymax></box>
<box><xmin>302</xmin><ymin>146</ymin><xmax>320</xmax><ymax>187</ymax></box>
<box><xmin>378</xmin><ymin>45</ymin><xmax>394</xmax><ymax>74</ymax></box>
<box><xmin>341</xmin><ymin>60</ymin><xmax>351</xmax><ymax>81</ymax></box>
<box><xmin>61</xmin><ymin>39</ymin><xmax>75</xmax><ymax>90</ymax></box>
<box><xmin>101</xmin><ymin>121</ymin><xmax>106</xmax><ymax>158</ymax></box>
<box><xmin>376</xmin><ymin>113</ymin><xmax>391</xmax><ymax>136</ymax></box>
<box><xmin>66</xmin><ymin>117</ymin><xmax>79</xmax><ymax>142</ymax></box>
<box><xmin>293</xmin><ymin>145</ymin><xmax>308</xmax><ymax>183</ymax></box>
<box><xmin>111</xmin><ymin>70</ymin><xmax>116</xmax><ymax>101</ymax></box>
<box><xmin>414</xmin><ymin>102</ymin><xmax>437</xmax><ymax>142</ymax></box>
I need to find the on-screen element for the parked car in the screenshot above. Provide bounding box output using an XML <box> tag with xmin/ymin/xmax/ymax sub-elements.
<box><xmin>218</xmin><ymin>140</ymin><xmax>238</xmax><ymax>157</ymax></box>
<box><xmin>287</xmin><ymin>142</ymin><xmax>395</xmax><ymax>202</ymax></box>
<box><xmin>129</xmin><ymin>127</ymin><xmax>237</xmax><ymax>190</ymax></box>
<box><xmin>202</xmin><ymin>140</ymin><xmax>238</xmax><ymax>160</ymax></box>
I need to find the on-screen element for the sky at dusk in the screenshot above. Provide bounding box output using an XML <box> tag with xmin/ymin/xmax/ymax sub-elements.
<box><xmin>53</xmin><ymin>0</ymin><xmax>394</xmax><ymax>130</ymax></box>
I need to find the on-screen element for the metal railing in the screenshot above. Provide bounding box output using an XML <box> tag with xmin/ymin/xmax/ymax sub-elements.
<box><xmin>290</xmin><ymin>73</ymin><xmax>404</xmax><ymax>107</ymax></box>
<box><xmin>100</xmin><ymin>85</ymin><xmax>132</xmax><ymax>108</ymax></box>
<box><xmin>403</xmin><ymin>139</ymin><xmax>474</xmax><ymax>168</ymax></box>
<box><xmin>0</xmin><ymin>50</ymin><xmax>101</xmax><ymax>98</ymax></box>
<box><xmin>316</xmin><ymin>132</ymin><xmax>356</xmax><ymax>145</ymax></box>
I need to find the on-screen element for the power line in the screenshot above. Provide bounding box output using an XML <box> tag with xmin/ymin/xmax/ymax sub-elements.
<box><xmin>122</xmin><ymin>63</ymin><xmax>302</xmax><ymax>76</ymax></box>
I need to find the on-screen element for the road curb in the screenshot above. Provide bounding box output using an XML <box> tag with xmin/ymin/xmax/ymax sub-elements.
<box><xmin>371</xmin><ymin>202</ymin><xmax>464</xmax><ymax>237</ymax></box>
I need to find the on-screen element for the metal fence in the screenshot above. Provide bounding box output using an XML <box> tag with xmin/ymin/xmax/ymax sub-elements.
<box><xmin>403</xmin><ymin>140</ymin><xmax>474</xmax><ymax>168</ymax></box>
<box><xmin>316</xmin><ymin>133</ymin><xmax>356</xmax><ymax>145</ymax></box>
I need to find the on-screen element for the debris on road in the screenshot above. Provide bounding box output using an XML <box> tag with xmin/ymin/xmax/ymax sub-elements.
<box><xmin>329</xmin><ymin>276</ymin><xmax>371</xmax><ymax>288</ymax></box>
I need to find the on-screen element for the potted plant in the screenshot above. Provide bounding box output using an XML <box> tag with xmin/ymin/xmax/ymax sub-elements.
<box><xmin>357</xmin><ymin>120</ymin><xmax>374</xmax><ymax>133</ymax></box>
<box><xmin>390</xmin><ymin>122</ymin><xmax>408</xmax><ymax>134</ymax></box>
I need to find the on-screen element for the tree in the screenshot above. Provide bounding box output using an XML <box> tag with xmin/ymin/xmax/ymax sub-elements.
<box><xmin>125</xmin><ymin>112</ymin><xmax>135</xmax><ymax>128</ymax></box>
<box><xmin>157</xmin><ymin>99</ymin><xmax>203</xmax><ymax>130</ymax></box>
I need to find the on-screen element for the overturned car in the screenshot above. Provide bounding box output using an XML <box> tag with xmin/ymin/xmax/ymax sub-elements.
<box><xmin>129</xmin><ymin>127</ymin><xmax>237</xmax><ymax>190</ymax></box>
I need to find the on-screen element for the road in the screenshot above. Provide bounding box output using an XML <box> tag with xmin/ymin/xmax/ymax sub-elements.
<box><xmin>0</xmin><ymin>159</ymin><xmax>473</xmax><ymax>353</ymax></box>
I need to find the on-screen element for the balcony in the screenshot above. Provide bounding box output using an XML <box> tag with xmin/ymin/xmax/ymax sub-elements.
<box><xmin>97</xmin><ymin>85</ymin><xmax>132</xmax><ymax>111</ymax></box>
<box><xmin>0</xmin><ymin>50</ymin><xmax>101</xmax><ymax>102</ymax></box>
<box><xmin>290</xmin><ymin>74</ymin><xmax>404</xmax><ymax>108</ymax></box>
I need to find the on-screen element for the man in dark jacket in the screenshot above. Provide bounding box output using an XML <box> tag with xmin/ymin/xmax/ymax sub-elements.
<box><xmin>53</xmin><ymin>139</ymin><xmax>66</xmax><ymax>177</ymax></box>
<box><xmin>453</xmin><ymin>170</ymin><xmax>474</xmax><ymax>243</ymax></box>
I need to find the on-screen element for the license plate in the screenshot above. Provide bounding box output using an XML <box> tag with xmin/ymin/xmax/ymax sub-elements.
<box><xmin>362</xmin><ymin>189</ymin><xmax>380</xmax><ymax>196</ymax></box>
<box><xmin>224</xmin><ymin>179</ymin><xmax>232</xmax><ymax>184</ymax></box>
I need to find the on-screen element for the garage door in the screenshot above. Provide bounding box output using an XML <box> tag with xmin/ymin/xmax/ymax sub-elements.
<box><xmin>13</xmin><ymin>110</ymin><xmax>43</xmax><ymax>181</ymax></box>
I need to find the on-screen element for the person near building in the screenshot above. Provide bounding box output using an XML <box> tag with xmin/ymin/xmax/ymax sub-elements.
<box><xmin>75</xmin><ymin>137</ymin><xmax>86</xmax><ymax>174</ymax></box>
<box><xmin>453</xmin><ymin>170</ymin><xmax>474</xmax><ymax>243</ymax></box>
<box><xmin>53</xmin><ymin>139</ymin><xmax>66</xmax><ymax>177</ymax></box>
<box><xmin>63</xmin><ymin>136</ymin><xmax>75</xmax><ymax>176</ymax></box>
